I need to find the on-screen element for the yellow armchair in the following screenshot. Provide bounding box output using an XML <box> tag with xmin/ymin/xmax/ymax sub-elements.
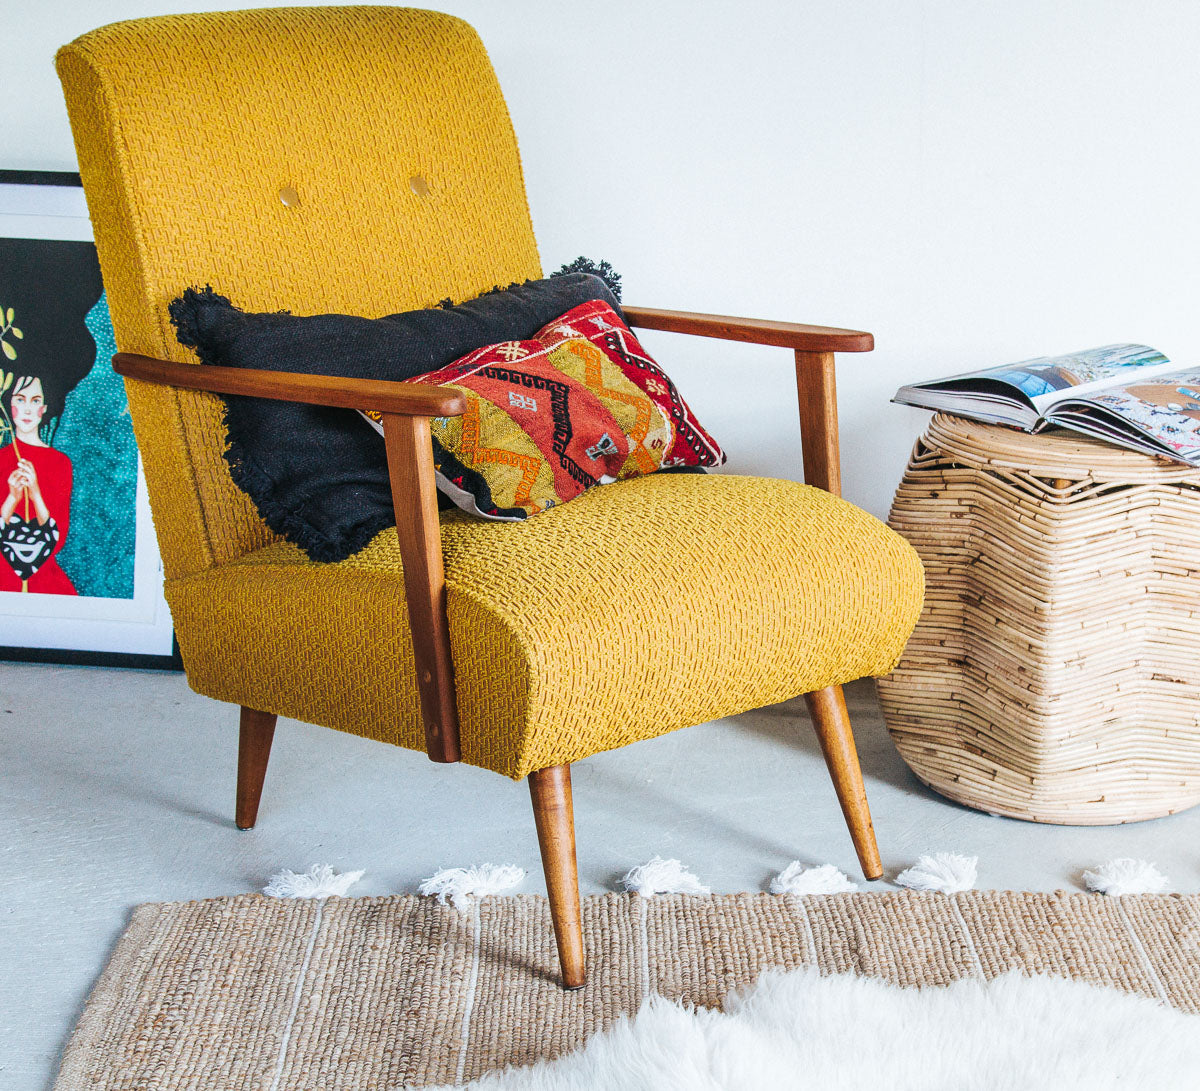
<box><xmin>57</xmin><ymin>7</ymin><xmax>924</xmax><ymax>990</ymax></box>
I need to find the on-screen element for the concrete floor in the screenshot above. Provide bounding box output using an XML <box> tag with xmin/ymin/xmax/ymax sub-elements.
<box><xmin>4</xmin><ymin>663</ymin><xmax>1200</xmax><ymax>1090</ymax></box>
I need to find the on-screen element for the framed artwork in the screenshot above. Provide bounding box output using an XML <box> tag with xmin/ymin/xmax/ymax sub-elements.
<box><xmin>0</xmin><ymin>170</ymin><xmax>179</xmax><ymax>669</ymax></box>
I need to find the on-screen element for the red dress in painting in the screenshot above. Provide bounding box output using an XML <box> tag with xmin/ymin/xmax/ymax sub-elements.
<box><xmin>0</xmin><ymin>442</ymin><xmax>78</xmax><ymax>595</ymax></box>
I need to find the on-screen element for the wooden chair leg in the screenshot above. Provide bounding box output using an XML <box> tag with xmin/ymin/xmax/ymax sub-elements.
<box><xmin>528</xmin><ymin>764</ymin><xmax>585</xmax><ymax>989</ymax></box>
<box><xmin>236</xmin><ymin>707</ymin><xmax>276</xmax><ymax>831</ymax></box>
<box><xmin>804</xmin><ymin>685</ymin><xmax>883</xmax><ymax>880</ymax></box>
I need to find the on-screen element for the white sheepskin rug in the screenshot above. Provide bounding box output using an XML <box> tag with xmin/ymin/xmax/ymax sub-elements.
<box><xmin>454</xmin><ymin>969</ymin><xmax>1200</xmax><ymax>1090</ymax></box>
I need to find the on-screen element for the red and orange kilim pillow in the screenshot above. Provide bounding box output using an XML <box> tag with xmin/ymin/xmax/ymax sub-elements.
<box><xmin>364</xmin><ymin>300</ymin><xmax>725</xmax><ymax>519</ymax></box>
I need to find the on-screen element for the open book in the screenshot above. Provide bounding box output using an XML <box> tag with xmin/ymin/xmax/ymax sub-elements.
<box><xmin>894</xmin><ymin>344</ymin><xmax>1200</xmax><ymax>466</ymax></box>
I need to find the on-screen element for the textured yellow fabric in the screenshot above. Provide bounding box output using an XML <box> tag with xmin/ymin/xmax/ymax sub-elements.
<box><xmin>167</xmin><ymin>474</ymin><xmax>924</xmax><ymax>778</ymax></box>
<box><xmin>56</xmin><ymin>8</ymin><xmax>542</xmax><ymax>577</ymax></box>
<box><xmin>57</xmin><ymin>7</ymin><xmax>925</xmax><ymax>780</ymax></box>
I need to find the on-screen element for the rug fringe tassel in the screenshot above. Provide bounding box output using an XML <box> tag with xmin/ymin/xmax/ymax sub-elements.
<box><xmin>621</xmin><ymin>856</ymin><xmax>711</xmax><ymax>896</ymax></box>
<box><xmin>895</xmin><ymin>852</ymin><xmax>977</xmax><ymax>893</ymax></box>
<box><xmin>419</xmin><ymin>863</ymin><xmax>526</xmax><ymax>912</ymax></box>
<box><xmin>263</xmin><ymin>864</ymin><xmax>365</xmax><ymax>899</ymax></box>
<box><xmin>1082</xmin><ymin>857</ymin><xmax>1172</xmax><ymax>896</ymax></box>
<box><xmin>769</xmin><ymin>862</ymin><xmax>858</xmax><ymax>894</ymax></box>
<box><xmin>258</xmin><ymin>853</ymin><xmax>1173</xmax><ymax>905</ymax></box>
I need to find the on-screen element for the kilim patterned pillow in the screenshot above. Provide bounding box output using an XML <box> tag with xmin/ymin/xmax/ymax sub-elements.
<box><xmin>363</xmin><ymin>301</ymin><xmax>725</xmax><ymax>519</ymax></box>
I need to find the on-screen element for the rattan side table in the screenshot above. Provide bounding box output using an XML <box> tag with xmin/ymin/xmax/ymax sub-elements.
<box><xmin>878</xmin><ymin>412</ymin><xmax>1200</xmax><ymax>824</ymax></box>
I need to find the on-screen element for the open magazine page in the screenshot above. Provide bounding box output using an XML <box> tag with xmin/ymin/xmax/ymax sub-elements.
<box><xmin>893</xmin><ymin>344</ymin><xmax>1173</xmax><ymax>430</ymax></box>
<box><xmin>966</xmin><ymin>343</ymin><xmax>1175</xmax><ymax>416</ymax></box>
<box><xmin>1046</xmin><ymin>367</ymin><xmax>1200</xmax><ymax>466</ymax></box>
<box><xmin>1019</xmin><ymin>344</ymin><xmax>1174</xmax><ymax>410</ymax></box>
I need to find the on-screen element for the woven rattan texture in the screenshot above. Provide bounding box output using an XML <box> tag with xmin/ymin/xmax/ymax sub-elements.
<box><xmin>167</xmin><ymin>473</ymin><xmax>925</xmax><ymax>777</ymax></box>
<box><xmin>57</xmin><ymin>8</ymin><xmax>543</xmax><ymax>577</ymax></box>
<box><xmin>54</xmin><ymin>890</ymin><xmax>1200</xmax><ymax>1088</ymax></box>
<box><xmin>878</xmin><ymin>413</ymin><xmax>1200</xmax><ymax>824</ymax></box>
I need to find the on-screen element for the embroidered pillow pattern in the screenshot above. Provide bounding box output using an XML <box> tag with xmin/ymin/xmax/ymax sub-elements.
<box><xmin>535</xmin><ymin>300</ymin><xmax>725</xmax><ymax>469</ymax></box>
<box><xmin>363</xmin><ymin>301</ymin><xmax>724</xmax><ymax>520</ymax></box>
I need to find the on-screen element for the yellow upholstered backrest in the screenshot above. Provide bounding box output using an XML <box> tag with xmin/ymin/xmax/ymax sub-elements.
<box><xmin>57</xmin><ymin>7</ymin><xmax>542</xmax><ymax>577</ymax></box>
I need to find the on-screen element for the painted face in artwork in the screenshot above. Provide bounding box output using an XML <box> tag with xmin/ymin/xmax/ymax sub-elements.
<box><xmin>10</xmin><ymin>377</ymin><xmax>47</xmax><ymax>440</ymax></box>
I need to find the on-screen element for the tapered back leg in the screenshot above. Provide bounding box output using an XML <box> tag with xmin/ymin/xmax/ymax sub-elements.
<box><xmin>528</xmin><ymin>764</ymin><xmax>585</xmax><ymax>989</ymax></box>
<box><xmin>804</xmin><ymin>685</ymin><xmax>883</xmax><ymax>880</ymax></box>
<box><xmin>236</xmin><ymin>707</ymin><xmax>277</xmax><ymax>831</ymax></box>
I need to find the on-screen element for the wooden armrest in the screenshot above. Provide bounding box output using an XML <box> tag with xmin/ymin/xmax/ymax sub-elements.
<box><xmin>622</xmin><ymin>307</ymin><xmax>871</xmax><ymax>497</ymax></box>
<box><xmin>622</xmin><ymin>306</ymin><xmax>873</xmax><ymax>353</ymax></box>
<box><xmin>114</xmin><ymin>351</ymin><xmax>463</xmax><ymax>764</ymax></box>
<box><xmin>112</xmin><ymin>353</ymin><xmax>467</xmax><ymax>417</ymax></box>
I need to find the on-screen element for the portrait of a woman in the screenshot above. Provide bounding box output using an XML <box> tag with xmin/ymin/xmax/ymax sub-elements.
<box><xmin>0</xmin><ymin>236</ymin><xmax>106</xmax><ymax>595</ymax></box>
<box><xmin>1</xmin><ymin>365</ymin><xmax>77</xmax><ymax>594</ymax></box>
<box><xmin>0</xmin><ymin>229</ymin><xmax>107</xmax><ymax>596</ymax></box>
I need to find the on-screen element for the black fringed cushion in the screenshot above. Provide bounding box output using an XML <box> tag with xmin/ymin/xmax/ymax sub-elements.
<box><xmin>168</xmin><ymin>273</ymin><xmax>623</xmax><ymax>562</ymax></box>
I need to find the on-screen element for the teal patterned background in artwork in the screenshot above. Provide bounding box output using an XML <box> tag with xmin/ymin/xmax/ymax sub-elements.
<box><xmin>54</xmin><ymin>292</ymin><xmax>137</xmax><ymax>599</ymax></box>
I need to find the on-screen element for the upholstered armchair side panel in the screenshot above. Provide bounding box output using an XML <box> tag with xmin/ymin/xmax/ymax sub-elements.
<box><xmin>57</xmin><ymin>8</ymin><xmax>544</xmax><ymax>577</ymax></box>
<box><xmin>57</xmin><ymin>48</ymin><xmax>216</xmax><ymax>578</ymax></box>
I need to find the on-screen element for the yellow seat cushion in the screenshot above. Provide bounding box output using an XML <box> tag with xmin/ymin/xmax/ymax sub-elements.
<box><xmin>166</xmin><ymin>473</ymin><xmax>924</xmax><ymax>778</ymax></box>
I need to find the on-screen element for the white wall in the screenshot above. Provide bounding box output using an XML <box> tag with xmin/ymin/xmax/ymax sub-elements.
<box><xmin>8</xmin><ymin>0</ymin><xmax>1200</xmax><ymax>518</ymax></box>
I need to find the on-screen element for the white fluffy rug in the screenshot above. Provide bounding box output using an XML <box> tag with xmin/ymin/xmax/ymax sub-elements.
<box><xmin>452</xmin><ymin>969</ymin><xmax>1200</xmax><ymax>1090</ymax></box>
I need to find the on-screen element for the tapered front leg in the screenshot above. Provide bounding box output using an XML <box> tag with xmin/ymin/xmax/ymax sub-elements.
<box><xmin>528</xmin><ymin>764</ymin><xmax>585</xmax><ymax>989</ymax></box>
<box><xmin>236</xmin><ymin>706</ymin><xmax>276</xmax><ymax>830</ymax></box>
<box><xmin>805</xmin><ymin>685</ymin><xmax>882</xmax><ymax>880</ymax></box>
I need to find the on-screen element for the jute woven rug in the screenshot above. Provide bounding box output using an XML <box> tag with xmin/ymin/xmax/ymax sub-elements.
<box><xmin>55</xmin><ymin>891</ymin><xmax>1200</xmax><ymax>1088</ymax></box>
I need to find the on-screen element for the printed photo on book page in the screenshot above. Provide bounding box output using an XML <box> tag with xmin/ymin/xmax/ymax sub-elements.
<box><xmin>1049</xmin><ymin>368</ymin><xmax>1200</xmax><ymax>464</ymax></box>
<box><xmin>971</xmin><ymin>344</ymin><xmax>1171</xmax><ymax>409</ymax></box>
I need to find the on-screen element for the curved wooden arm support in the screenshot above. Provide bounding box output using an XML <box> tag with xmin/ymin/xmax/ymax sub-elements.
<box><xmin>793</xmin><ymin>351</ymin><xmax>841</xmax><ymax>496</ymax></box>
<box><xmin>112</xmin><ymin>353</ymin><xmax>467</xmax><ymax>417</ymax></box>
<box><xmin>112</xmin><ymin>352</ymin><xmax>463</xmax><ymax>763</ymax></box>
<box><xmin>621</xmin><ymin>310</ymin><xmax>873</xmax><ymax>497</ymax></box>
<box><xmin>380</xmin><ymin>413</ymin><xmax>461</xmax><ymax>763</ymax></box>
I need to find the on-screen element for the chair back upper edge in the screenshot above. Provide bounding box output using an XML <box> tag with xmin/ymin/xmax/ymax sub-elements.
<box><xmin>57</xmin><ymin>6</ymin><xmax>543</xmax><ymax>576</ymax></box>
